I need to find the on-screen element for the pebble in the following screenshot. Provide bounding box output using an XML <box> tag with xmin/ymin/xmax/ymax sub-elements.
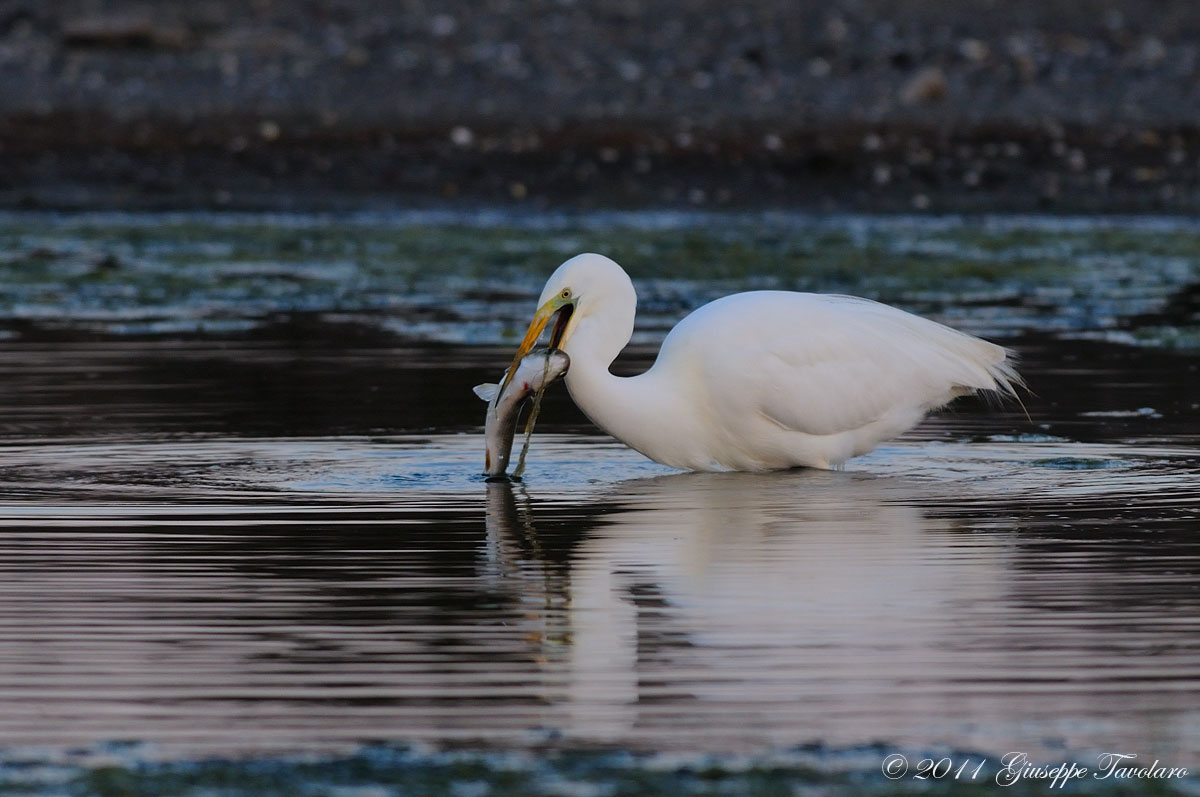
<box><xmin>900</xmin><ymin>66</ymin><xmax>948</xmax><ymax>105</ymax></box>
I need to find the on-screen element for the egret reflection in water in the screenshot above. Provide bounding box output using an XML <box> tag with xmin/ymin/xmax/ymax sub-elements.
<box><xmin>481</xmin><ymin>467</ymin><xmax>1200</xmax><ymax>755</ymax></box>
<box><xmin>484</xmin><ymin>471</ymin><xmax>998</xmax><ymax>748</ymax></box>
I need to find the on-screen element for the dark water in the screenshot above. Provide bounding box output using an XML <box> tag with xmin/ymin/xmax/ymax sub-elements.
<box><xmin>0</xmin><ymin>212</ymin><xmax>1198</xmax><ymax>794</ymax></box>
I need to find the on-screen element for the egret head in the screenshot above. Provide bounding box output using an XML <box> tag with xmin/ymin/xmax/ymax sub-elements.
<box><xmin>506</xmin><ymin>253</ymin><xmax>636</xmax><ymax>379</ymax></box>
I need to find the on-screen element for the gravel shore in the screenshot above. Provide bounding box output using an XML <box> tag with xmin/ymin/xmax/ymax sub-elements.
<box><xmin>2</xmin><ymin>0</ymin><xmax>1199</xmax><ymax>211</ymax></box>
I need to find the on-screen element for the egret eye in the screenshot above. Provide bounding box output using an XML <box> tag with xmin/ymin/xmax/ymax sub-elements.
<box><xmin>560</xmin><ymin>288</ymin><xmax>572</xmax><ymax>300</ymax></box>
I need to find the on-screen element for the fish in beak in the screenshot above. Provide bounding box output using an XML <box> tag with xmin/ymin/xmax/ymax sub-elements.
<box><xmin>475</xmin><ymin>347</ymin><xmax>570</xmax><ymax>478</ymax></box>
<box><xmin>502</xmin><ymin>294</ymin><xmax>575</xmax><ymax>391</ymax></box>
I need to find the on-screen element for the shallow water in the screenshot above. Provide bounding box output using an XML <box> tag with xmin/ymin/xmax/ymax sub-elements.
<box><xmin>0</xmin><ymin>212</ymin><xmax>1198</xmax><ymax>793</ymax></box>
<box><xmin>3</xmin><ymin>210</ymin><xmax>1200</xmax><ymax>346</ymax></box>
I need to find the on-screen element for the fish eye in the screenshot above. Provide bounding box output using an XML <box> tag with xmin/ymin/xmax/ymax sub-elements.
<box><xmin>560</xmin><ymin>288</ymin><xmax>572</xmax><ymax>300</ymax></box>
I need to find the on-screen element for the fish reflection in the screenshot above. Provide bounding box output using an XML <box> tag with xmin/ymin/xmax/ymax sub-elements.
<box><xmin>483</xmin><ymin>470</ymin><xmax>1010</xmax><ymax>745</ymax></box>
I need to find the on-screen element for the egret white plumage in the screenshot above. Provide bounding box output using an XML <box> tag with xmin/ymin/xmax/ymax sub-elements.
<box><xmin>506</xmin><ymin>253</ymin><xmax>1022</xmax><ymax>471</ymax></box>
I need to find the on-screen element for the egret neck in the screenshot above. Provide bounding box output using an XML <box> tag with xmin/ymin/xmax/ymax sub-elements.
<box><xmin>557</xmin><ymin>292</ymin><xmax>706</xmax><ymax>470</ymax></box>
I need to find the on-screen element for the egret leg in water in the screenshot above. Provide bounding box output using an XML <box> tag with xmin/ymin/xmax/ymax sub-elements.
<box><xmin>505</xmin><ymin>253</ymin><xmax>1023</xmax><ymax>472</ymax></box>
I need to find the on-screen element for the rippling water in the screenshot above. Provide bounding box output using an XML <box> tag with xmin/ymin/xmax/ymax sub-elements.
<box><xmin>0</xmin><ymin>212</ymin><xmax>1198</xmax><ymax>793</ymax></box>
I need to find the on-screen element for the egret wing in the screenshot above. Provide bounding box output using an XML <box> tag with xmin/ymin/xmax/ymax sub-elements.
<box><xmin>667</xmin><ymin>292</ymin><xmax>1011</xmax><ymax>438</ymax></box>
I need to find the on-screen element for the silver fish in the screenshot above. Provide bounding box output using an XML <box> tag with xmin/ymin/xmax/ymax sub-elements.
<box><xmin>474</xmin><ymin>348</ymin><xmax>570</xmax><ymax>478</ymax></box>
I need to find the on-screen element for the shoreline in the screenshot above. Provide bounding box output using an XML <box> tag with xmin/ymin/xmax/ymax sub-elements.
<box><xmin>3</xmin><ymin>112</ymin><xmax>1198</xmax><ymax>213</ymax></box>
<box><xmin>4</xmin><ymin>0</ymin><xmax>1199</xmax><ymax>213</ymax></box>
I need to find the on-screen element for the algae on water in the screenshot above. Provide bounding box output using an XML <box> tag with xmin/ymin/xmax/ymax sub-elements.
<box><xmin>0</xmin><ymin>211</ymin><xmax>1196</xmax><ymax>346</ymax></box>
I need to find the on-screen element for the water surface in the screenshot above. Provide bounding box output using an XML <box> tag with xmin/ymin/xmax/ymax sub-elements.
<box><xmin>0</xmin><ymin>212</ymin><xmax>1197</xmax><ymax>793</ymax></box>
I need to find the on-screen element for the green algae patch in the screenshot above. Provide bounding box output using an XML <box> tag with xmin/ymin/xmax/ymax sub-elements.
<box><xmin>0</xmin><ymin>211</ymin><xmax>1197</xmax><ymax>346</ymax></box>
<box><xmin>3</xmin><ymin>744</ymin><xmax>1194</xmax><ymax>797</ymax></box>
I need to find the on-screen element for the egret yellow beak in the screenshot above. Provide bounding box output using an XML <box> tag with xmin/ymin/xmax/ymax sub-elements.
<box><xmin>503</xmin><ymin>295</ymin><xmax>572</xmax><ymax>388</ymax></box>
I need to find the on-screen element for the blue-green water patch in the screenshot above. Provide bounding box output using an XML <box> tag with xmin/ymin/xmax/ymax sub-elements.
<box><xmin>1031</xmin><ymin>457</ymin><xmax>1129</xmax><ymax>470</ymax></box>
<box><xmin>1</xmin><ymin>744</ymin><xmax>1193</xmax><ymax>797</ymax></box>
<box><xmin>1</xmin><ymin>211</ymin><xmax>1197</xmax><ymax>346</ymax></box>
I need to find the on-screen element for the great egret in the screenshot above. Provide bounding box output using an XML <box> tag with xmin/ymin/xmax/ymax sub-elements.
<box><xmin>506</xmin><ymin>253</ymin><xmax>1022</xmax><ymax>471</ymax></box>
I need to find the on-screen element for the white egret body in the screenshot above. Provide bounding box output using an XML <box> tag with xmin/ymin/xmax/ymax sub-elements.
<box><xmin>508</xmin><ymin>253</ymin><xmax>1021</xmax><ymax>471</ymax></box>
